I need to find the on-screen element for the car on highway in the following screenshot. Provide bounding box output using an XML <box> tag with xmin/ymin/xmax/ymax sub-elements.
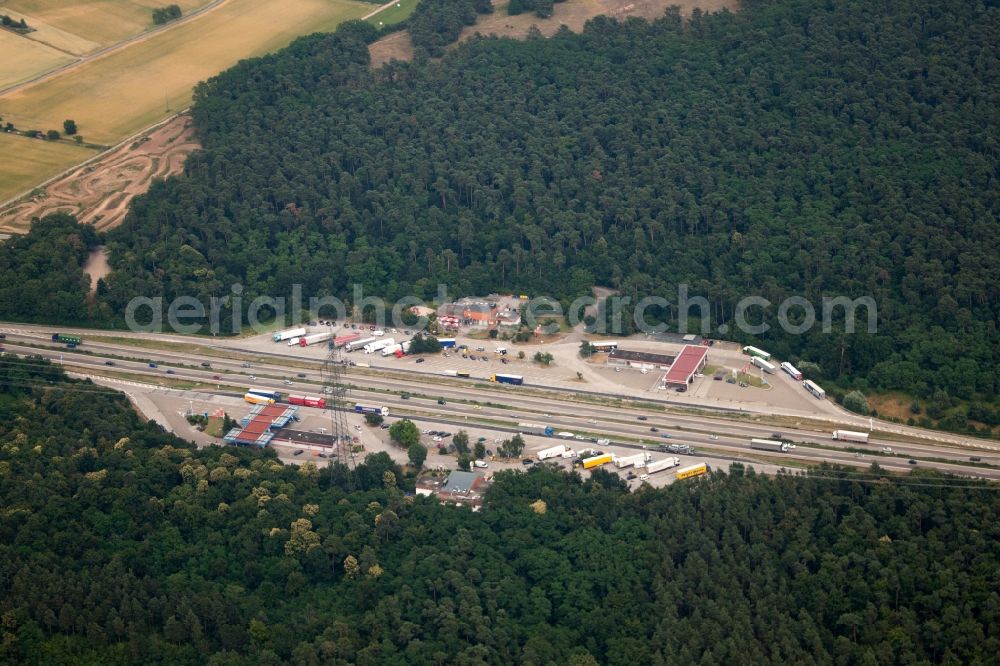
<box><xmin>242</xmin><ymin>361</ymin><xmax>251</xmax><ymax>368</ymax></box>
<box><xmin>401</xmin><ymin>392</ymin><xmax>410</xmax><ymax>399</ymax></box>
<box><xmin>710</xmin><ymin>434</ymin><xmax>719</xmax><ymax>440</ymax></box>
<box><xmin>200</xmin><ymin>362</ymin><xmax>211</xmax><ymax>368</ymax></box>
<box><xmin>637</xmin><ymin>415</ymin><xmax>648</xmax><ymax>421</ymax></box>
<box><xmin>249</xmin><ymin>375</ymin><xmax>256</xmax><ymax>380</ymax></box>
<box><xmin>148</xmin><ymin>362</ymin><xmax>158</xmax><ymax>368</ymax></box>
<box><xmin>165</xmin><ymin>369</ymin><xmax>175</xmax><ymax>374</ymax></box>
<box><xmin>104</xmin><ymin>360</ymin><xmax>115</xmax><ymax>366</ymax></box>
<box><xmin>908</xmin><ymin>459</ymin><xmax>917</xmax><ymax>465</ymax></box>
<box><xmin>437</xmin><ymin>398</ymin><xmax>446</xmax><ymax>405</ymax></box>
<box><xmin>660</xmin><ymin>433</ymin><xmax>671</xmax><ymax>439</ymax></box>
<box><xmin>521</xmin><ymin>459</ymin><xmax>533</xmax><ymax>466</ymax></box>
<box><xmin>293</xmin><ymin>450</ymin><xmax>304</xmax><ymax>456</ymax></box>
<box><xmin>650</xmin><ymin>426</ymin><xmax>658</xmax><ymax>432</ymax></box>
<box><xmin>283</xmin><ymin>379</ymin><xmax>292</xmax><ymax>385</ymax></box>
<box><xmin>212</xmin><ymin>375</ymin><xmax>221</xmax><ymax>380</ymax></box>
<box><xmin>296</xmin><ymin>373</ymin><xmax>306</xmax><ymax>378</ymax></box>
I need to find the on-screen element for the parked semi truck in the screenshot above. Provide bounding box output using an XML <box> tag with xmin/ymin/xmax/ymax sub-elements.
<box><xmin>519</xmin><ymin>423</ymin><xmax>554</xmax><ymax>437</ymax></box>
<box><xmin>742</xmin><ymin>345</ymin><xmax>771</xmax><ymax>360</ymax></box>
<box><xmin>248</xmin><ymin>387</ymin><xmax>282</xmax><ymax>401</ymax></box>
<box><xmin>299</xmin><ymin>331</ymin><xmax>334</xmax><ymax>347</ymax></box>
<box><xmin>491</xmin><ymin>373</ymin><xmax>524</xmax><ymax>385</ymax></box>
<box><xmin>751</xmin><ymin>357</ymin><xmax>776</xmax><ymax>374</ymax></box>
<box><xmin>346</xmin><ymin>336</ymin><xmax>377</xmax><ymax>352</ymax></box>
<box><xmin>381</xmin><ymin>343</ymin><xmax>403</xmax><ymax>357</ymax></box>
<box><xmin>393</xmin><ymin>341</ymin><xmax>412</xmax><ymax>358</ymax></box>
<box><xmin>364</xmin><ymin>338</ymin><xmax>395</xmax><ymax>354</ymax></box>
<box><xmin>780</xmin><ymin>361</ymin><xmax>803</xmax><ymax>380</ymax></box>
<box><xmin>645</xmin><ymin>457</ymin><xmax>681</xmax><ymax>474</ymax></box>
<box><xmin>537</xmin><ymin>444</ymin><xmax>567</xmax><ymax>460</ymax></box>
<box><xmin>582</xmin><ymin>453</ymin><xmax>613</xmax><ymax>470</ymax></box>
<box><xmin>803</xmin><ymin>380</ymin><xmax>826</xmax><ymax>399</ymax></box>
<box><xmin>288</xmin><ymin>394</ymin><xmax>326</xmax><ymax>409</ymax></box>
<box><xmin>273</xmin><ymin>327</ymin><xmax>307</xmax><ymax>342</ymax></box>
<box><xmin>333</xmin><ymin>332</ymin><xmax>361</xmax><ymax>347</ymax></box>
<box><xmin>244</xmin><ymin>393</ymin><xmax>275</xmax><ymax>405</ymax></box>
<box><xmin>833</xmin><ymin>430</ymin><xmax>869</xmax><ymax>443</ymax></box>
<box><xmin>615</xmin><ymin>452</ymin><xmax>652</xmax><ymax>469</ymax></box>
<box><xmin>675</xmin><ymin>462</ymin><xmax>709</xmax><ymax>480</ymax></box>
<box><xmin>354</xmin><ymin>403</ymin><xmax>389</xmax><ymax>417</ymax></box>
<box><xmin>750</xmin><ymin>438</ymin><xmax>790</xmax><ymax>452</ymax></box>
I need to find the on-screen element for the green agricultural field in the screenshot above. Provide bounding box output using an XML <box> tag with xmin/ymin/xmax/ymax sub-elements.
<box><xmin>366</xmin><ymin>0</ymin><xmax>418</xmax><ymax>27</ymax></box>
<box><xmin>0</xmin><ymin>29</ymin><xmax>71</xmax><ymax>89</ymax></box>
<box><xmin>2</xmin><ymin>0</ymin><xmax>213</xmax><ymax>48</ymax></box>
<box><xmin>0</xmin><ymin>133</ymin><xmax>97</xmax><ymax>203</ymax></box>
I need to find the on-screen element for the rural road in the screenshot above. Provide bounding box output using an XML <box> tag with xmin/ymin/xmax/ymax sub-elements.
<box><xmin>0</xmin><ymin>0</ymin><xmax>230</xmax><ymax>97</ymax></box>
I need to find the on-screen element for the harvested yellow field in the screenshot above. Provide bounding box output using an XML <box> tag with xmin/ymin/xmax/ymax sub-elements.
<box><xmin>1</xmin><ymin>0</ymin><xmax>213</xmax><ymax>48</ymax></box>
<box><xmin>0</xmin><ymin>29</ymin><xmax>71</xmax><ymax>89</ymax></box>
<box><xmin>0</xmin><ymin>132</ymin><xmax>97</xmax><ymax>203</ymax></box>
<box><xmin>0</xmin><ymin>7</ymin><xmax>100</xmax><ymax>55</ymax></box>
<box><xmin>0</xmin><ymin>0</ymin><xmax>370</xmax><ymax>145</ymax></box>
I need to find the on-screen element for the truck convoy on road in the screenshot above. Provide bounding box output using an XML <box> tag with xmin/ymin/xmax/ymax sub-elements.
<box><xmin>751</xmin><ymin>357</ymin><xmax>776</xmax><ymax>374</ymax></box>
<box><xmin>645</xmin><ymin>457</ymin><xmax>681</xmax><ymax>474</ymax></box>
<box><xmin>750</xmin><ymin>438</ymin><xmax>790</xmax><ymax>452</ymax></box>
<box><xmin>490</xmin><ymin>373</ymin><xmax>524</xmax><ymax>385</ymax></box>
<box><xmin>273</xmin><ymin>327</ymin><xmax>306</xmax><ymax>342</ymax></box>
<box><xmin>832</xmin><ymin>430</ymin><xmax>869</xmax><ymax>443</ymax></box>
<box><xmin>780</xmin><ymin>361</ymin><xmax>803</xmax><ymax>380</ymax></box>
<box><xmin>354</xmin><ymin>403</ymin><xmax>389</xmax><ymax>416</ymax></box>
<box><xmin>52</xmin><ymin>333</ymin><xmax>82</xmax><ymax>345</ymax></box>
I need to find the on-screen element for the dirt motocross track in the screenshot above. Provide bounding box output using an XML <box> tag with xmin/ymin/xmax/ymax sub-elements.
<box><xmin>0</xmin><ymin>113</ymin><xmax>198</xmax><ymax>234</ymax></box>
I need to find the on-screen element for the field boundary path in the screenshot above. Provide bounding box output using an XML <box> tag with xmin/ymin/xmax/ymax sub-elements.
<box><xmin>0</xmin><ymin>0</ymin><xmax>230</xmax><ymax>97</ymax></box>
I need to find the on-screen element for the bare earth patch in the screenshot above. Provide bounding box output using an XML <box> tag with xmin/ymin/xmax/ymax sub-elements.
<box><xmin>368</xmin><ymin>0</ymin><xmax>740</xmax><ymax>64</ymax></box>
<box><xmin>0</xmin><ymin>113</ymin><xmax>199</xmax><ymax>234</ymax></box>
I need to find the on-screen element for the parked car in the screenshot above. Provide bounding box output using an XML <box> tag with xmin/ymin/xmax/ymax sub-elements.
<box><xmin>104</xmin><ymin>361</ymin><xmax>115</xmax><ymax>366</ymax></box>
<box><xmin>380</xmin><ymin>423</ymin><xmax>390</xmax><ymax>430</ymax></box>
<box><xmin>521</xmin><ymin>459</ymin><xmax>533</xmax><ymax>466</ymax></box>
<box><xmin>415</xmin><ymin>358</ymin><xmax>425</xmax><ymax>363</ymax></box>
<box><xmin>293</xmin><ymin>450</ymin><xmax>304</xmax><ymax>456</ymax></box>
<box><xmin>401</xmin><ymin>393</ymin><xmax>410</xmax><ymax>400</ymax></box>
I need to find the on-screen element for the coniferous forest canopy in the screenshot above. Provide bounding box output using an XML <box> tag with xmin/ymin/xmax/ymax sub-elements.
<box><xmin>1</xmin><ymin>358</ymin><xmax>999</xmax><ymax>664</ymax></box>
<box><xmin>0</xmin><ymin>0</ymin><xmax>998</xmax><ymax>413</ymax></box>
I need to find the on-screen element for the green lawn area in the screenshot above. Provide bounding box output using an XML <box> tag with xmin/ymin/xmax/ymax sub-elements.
<box><xmin>366</xmin><ymin>0</ymin><xmax>417</xmax><ymax>27</ymax></box>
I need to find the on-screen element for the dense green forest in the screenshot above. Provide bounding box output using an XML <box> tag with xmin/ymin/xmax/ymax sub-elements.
<box><xmin>97</xmin><ymin>0</ymin><xmax>998</xmax><ymax>403</ymax></box>
<box><xmin>408</xmin><ymin>0</ymin><xmax>491</xmax><ymax>56</ymax></box>
<box><xmin>0</xmin><ymin>0</ymin><xmax>998</xmax><ymax>420</ymax></box>
<box><xmin>0</xmin><ymin>213</ymin><xmax>99</xmax><ymax>322</ymax></box>
<box><xmin>1</xmin><ymin>358</ymin><xmax>999</xmax><ymax>663</ymax></box>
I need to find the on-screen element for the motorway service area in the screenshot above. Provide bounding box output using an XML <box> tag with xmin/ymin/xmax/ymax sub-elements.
<box><xmin>1</xmin><ymin>319</ymin><xmax>998</xmax><ymax>488</ymax></box>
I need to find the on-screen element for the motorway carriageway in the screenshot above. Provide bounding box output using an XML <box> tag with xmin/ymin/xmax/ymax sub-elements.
<box><xmin>4</xmin><ymin>338</ymin><xmax>1000</xmax><ymax>480</ymax></box>
<box><xmin>4</xmin><ymin>334</ymin><xmax>996</xmax><ymax>465</ymax></box>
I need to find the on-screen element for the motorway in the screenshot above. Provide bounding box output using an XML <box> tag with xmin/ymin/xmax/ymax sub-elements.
<box><xmin>2</xmin><ymin>326</ymin><xmax>999</xmax><ymax>482</ymax></box>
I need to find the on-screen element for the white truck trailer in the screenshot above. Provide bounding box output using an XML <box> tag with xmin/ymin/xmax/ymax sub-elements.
<box><xmin>537</xmin><ymin>444</ymin><xmax>568</xmax><ymax>461</ymax></box>
<box><xmin>346</xmin><ymin>336</ymin><xmax>376</xmax><ymax>352</ymax></box>
<box><xmin>645</xmin><ymin>457</ymin><xmax>681</xmax><ymax>474</ymax></box>
<box><xmin>833</xmin><ymin>430</ymin><xmax>869</xmax><ymax>443</ymax></box>
<box><xmin>273</xmin><ymin>327</ymin><xmax>307</xmax><ymax>342</ymax></box>
<box><xmin>363</xmin><ymin>337</ymin><xmax>395</xmax><ymax>354</ymax></box>
<box><xmin>614</xmin><ymin>452</ymin><xmax>652</xmax><ymax>469</ymax></box>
